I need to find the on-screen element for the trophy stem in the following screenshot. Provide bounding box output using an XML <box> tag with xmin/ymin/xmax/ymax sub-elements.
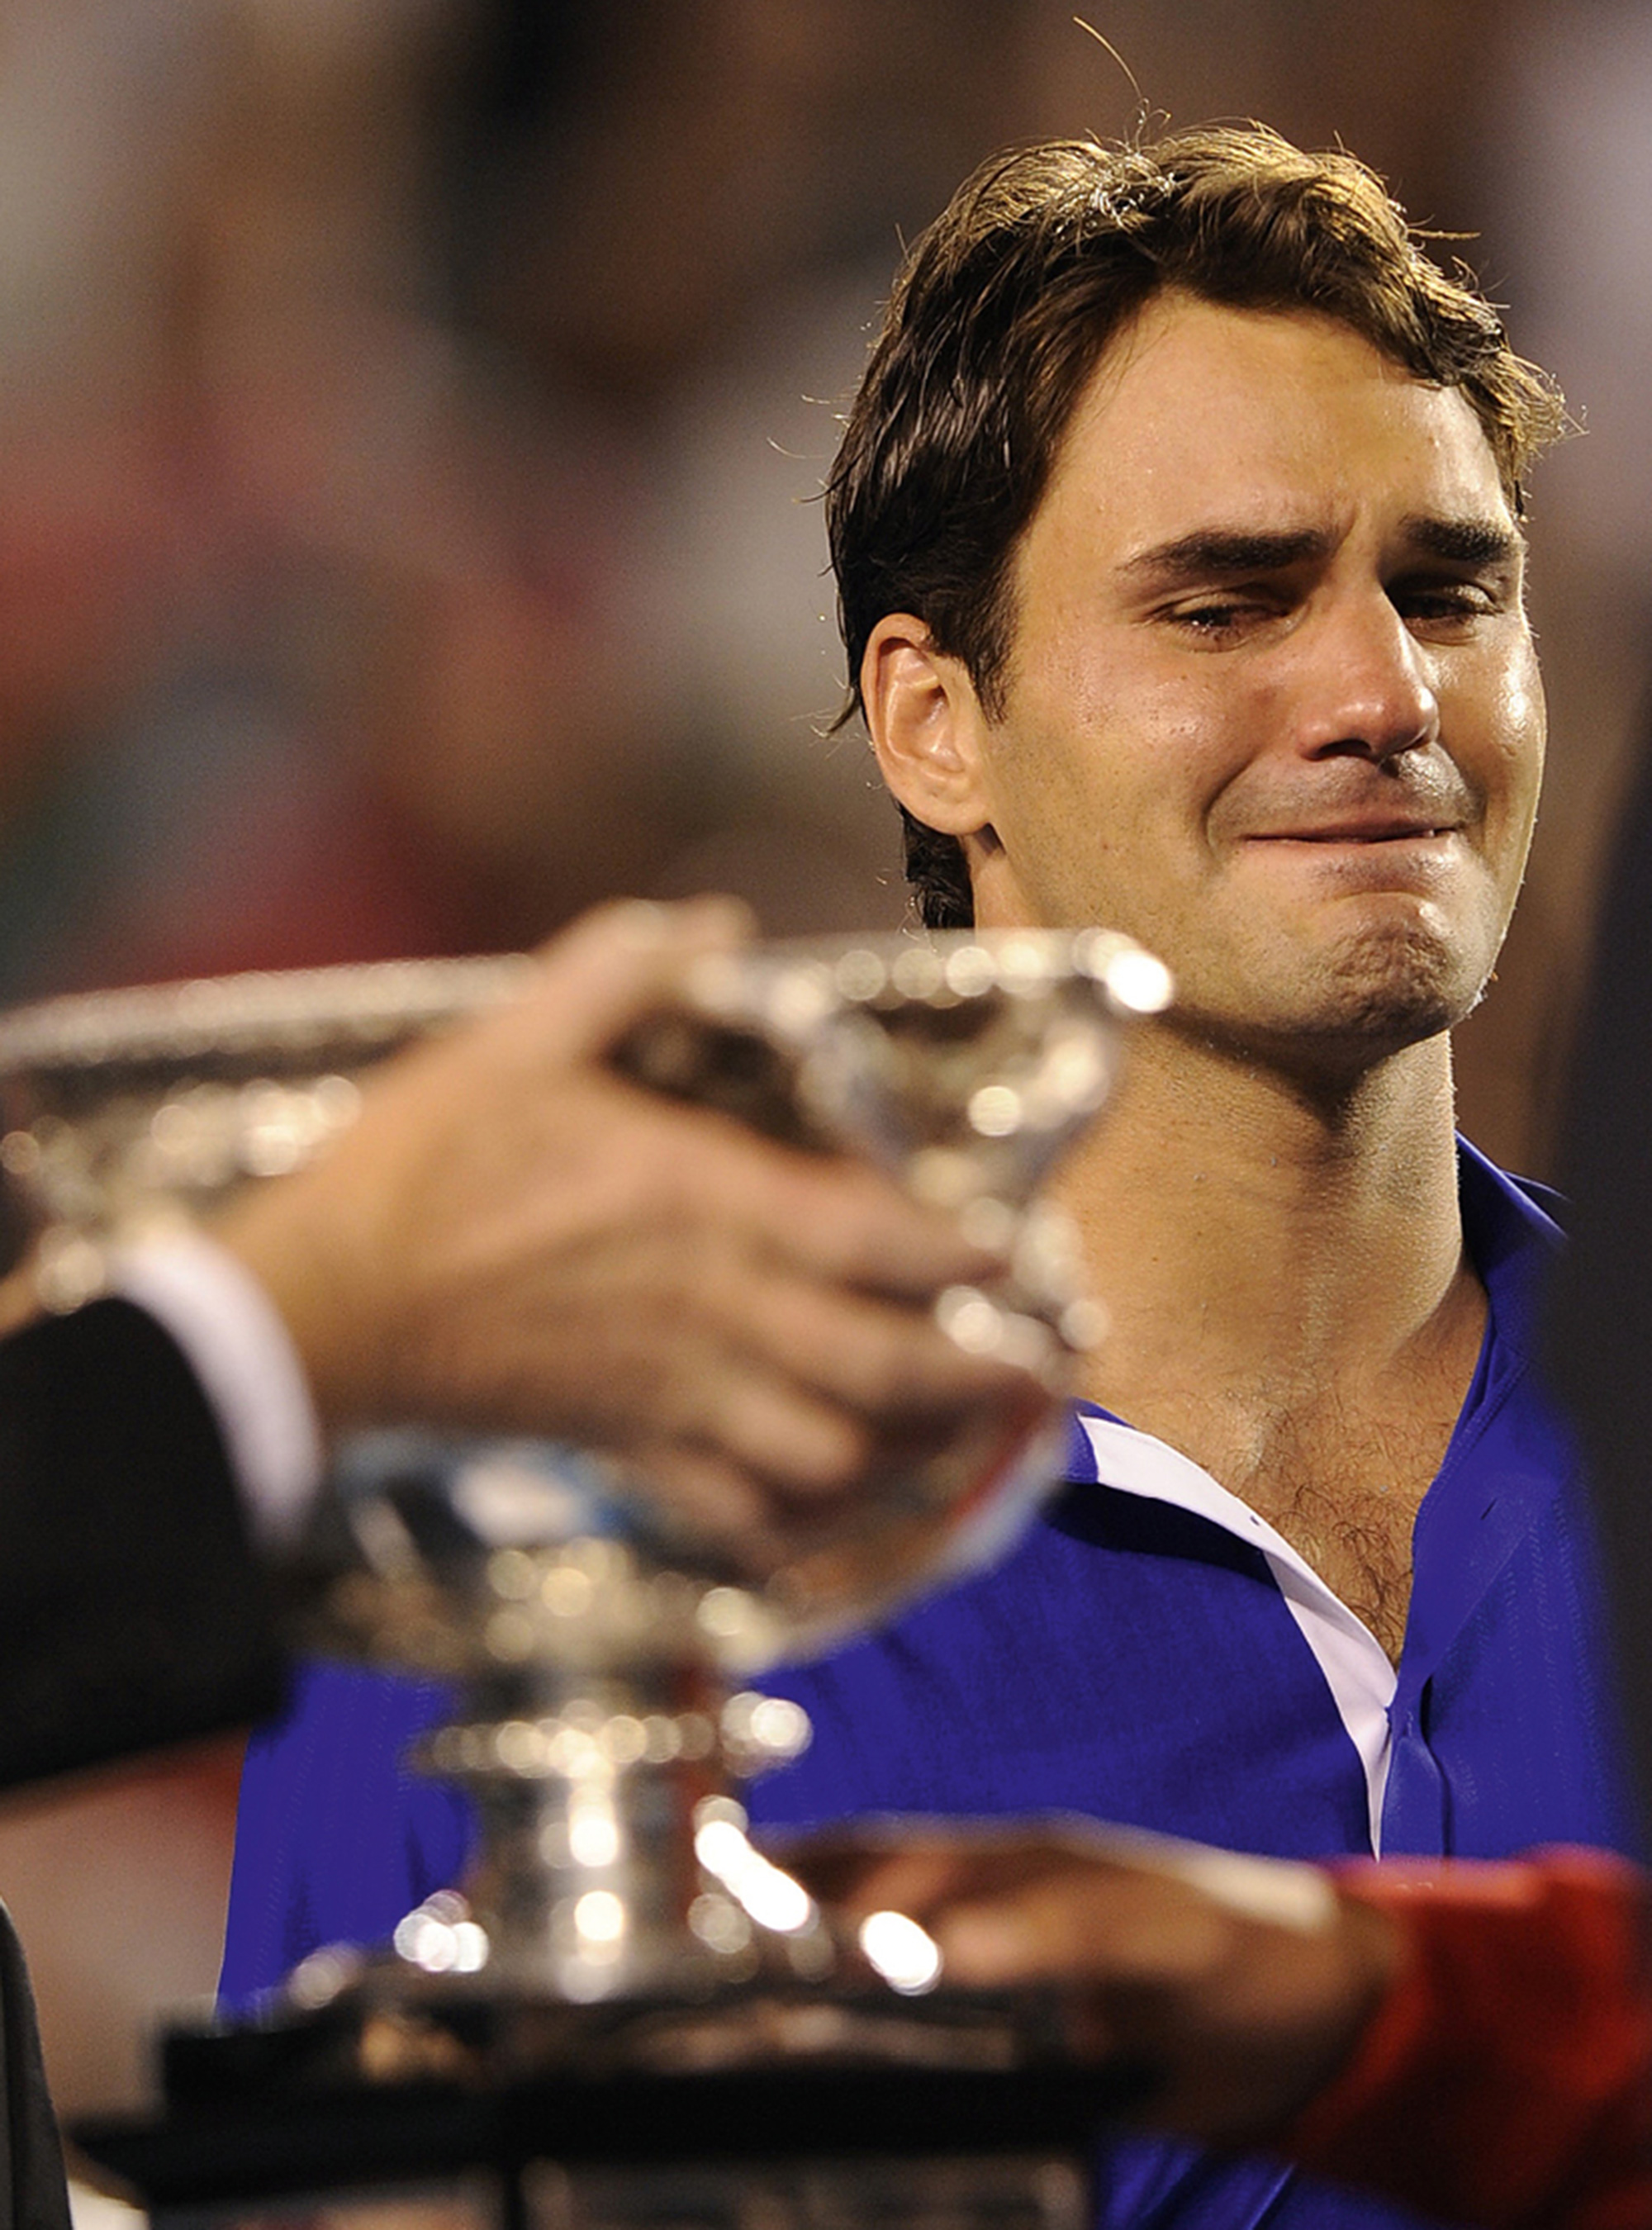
<box><xmin>388</xmin><ymin>1663</ymin><xmax>821</xmax><ymax>2005</ymax></box>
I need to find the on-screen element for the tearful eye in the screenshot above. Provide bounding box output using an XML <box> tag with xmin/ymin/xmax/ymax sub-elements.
<box><xmin>1165</xmin><ymin>597</ymin><xmax>1278</xmax><ymax>642</ymax></box>
<box><xmin>1393</xmin><ymin>581</ymin><xmax>1502</xmax><ymax>627</ymax></box>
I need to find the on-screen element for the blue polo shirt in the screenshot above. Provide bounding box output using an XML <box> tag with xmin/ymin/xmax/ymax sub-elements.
<box><xmin>221</xmin><ymin>1140</ymin><xmax>1635</xmax><ymax>2229</ymax></box>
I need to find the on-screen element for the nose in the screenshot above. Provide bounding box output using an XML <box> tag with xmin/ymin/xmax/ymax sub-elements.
<box><xmin>1294</xmin><ymin>593</ymin><xmax>1440</xmax><ymax>765</ymax></box>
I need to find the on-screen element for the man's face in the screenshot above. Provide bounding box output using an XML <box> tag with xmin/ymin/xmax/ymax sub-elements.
<box><xmin>956</xmin><ymin>292</ymin><xmax>1545</xmax><ymax>1075</ymax></box>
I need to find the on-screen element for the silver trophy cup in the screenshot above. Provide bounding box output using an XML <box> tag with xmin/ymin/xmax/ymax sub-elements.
<box><xmin>0</xmin><ymin>928</ymin><xmax>1170</xmax><ymax>2028</ymax></box>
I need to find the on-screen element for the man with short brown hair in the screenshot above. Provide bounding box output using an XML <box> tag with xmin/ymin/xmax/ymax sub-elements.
<box><xmin>748</xmin><ymin>124</ymin><xmax>1635</xmax><ymax>2225</ymax></box>
<box><xmin>223</xmin><ymin>129</ymin><xmax>1635</xmax><ymax>2230</ymax></box>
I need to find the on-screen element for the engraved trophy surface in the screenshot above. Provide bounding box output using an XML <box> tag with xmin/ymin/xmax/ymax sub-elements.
<box><xmin>0</xmin><ymin>928</ymin><xmax>1170</xmax><ymax>2042</ymax></box>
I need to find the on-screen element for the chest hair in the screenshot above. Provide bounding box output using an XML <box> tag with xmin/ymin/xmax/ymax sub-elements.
<box><xmin>1212</xmin><ymin>1396</ymin><xmax>1455</xmax><ymax>1664</ymax></box>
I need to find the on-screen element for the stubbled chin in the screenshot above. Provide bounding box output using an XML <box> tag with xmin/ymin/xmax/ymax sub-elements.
<box><xmin>1172</xmin><ymin>909</ymin><xmax>1495</xmax><ymax>1069</ymax></box>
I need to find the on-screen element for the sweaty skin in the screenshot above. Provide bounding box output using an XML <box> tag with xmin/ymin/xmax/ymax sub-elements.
<box><xmin>865</xmin><ymin>297</ymin><xmax>1546</xmax><ymax>1658</ymax></box>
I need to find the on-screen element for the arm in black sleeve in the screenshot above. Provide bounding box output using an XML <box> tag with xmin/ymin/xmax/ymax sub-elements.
<box><xmin>0</xmin><ymin>1297</ymin><xmax>288</xmax><ymax>1791</ymax></box>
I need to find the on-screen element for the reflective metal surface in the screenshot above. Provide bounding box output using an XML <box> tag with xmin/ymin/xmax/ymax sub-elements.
<box><xmin>0</xmin><ymin>929</ymin><xmax>1169</xmax><ymax>2009</ymax></box>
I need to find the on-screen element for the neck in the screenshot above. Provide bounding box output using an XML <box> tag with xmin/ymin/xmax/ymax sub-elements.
<box><xmin>1058</xmin><ymin>1020</ymin><xmax>1473</xmax><ymax>1431</ymax></box>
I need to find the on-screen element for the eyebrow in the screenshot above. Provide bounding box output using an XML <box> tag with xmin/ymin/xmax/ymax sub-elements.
<box><xmin>1398</xmin><ymin>514</ymin><xmax>1524</xmax><ymax>567</ymax></box>
<box><xmin>1118</xmin><ymin>513</ymin><xmax>1524</xmax><ymax>586</ymax></box>
<box><xmin>1118</xmin><ymin>527</ymin><xmax>1331</xmax><ymax>583</ymax></box>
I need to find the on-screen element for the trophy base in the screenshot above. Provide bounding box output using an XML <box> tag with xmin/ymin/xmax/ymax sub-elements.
<box><xmin>73</xmin><ymin>1984</ymin><xmax>1154</xmax><ymax>2229</ymax></box>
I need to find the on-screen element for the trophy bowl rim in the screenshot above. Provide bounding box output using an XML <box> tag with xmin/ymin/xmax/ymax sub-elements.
<box><xmin>0</xmin><ymin>928</ymin><xmax>1170</xmax><ymax>1079</ymax></box>
<box><xmin>0</xmin><ymin>954</ymin><xmax>542</xmax><ymax>1076</ymax></box>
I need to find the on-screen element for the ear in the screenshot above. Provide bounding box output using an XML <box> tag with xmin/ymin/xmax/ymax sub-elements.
<box><xmin>861</xmin><ymin>614</ymin><xmax>996</xmax><ymax>837</ymax></box>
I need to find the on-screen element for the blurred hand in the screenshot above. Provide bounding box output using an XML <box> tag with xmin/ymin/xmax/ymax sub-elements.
<box><xmin>215</xmin><ymin>898</ymin><xmax>1045</xmax><ymax>1562</ymax></box>
<box><xmin>790</xmin><ymin>1825</ymin><xmax>1400</xmax><ymax>2146</ymax></box>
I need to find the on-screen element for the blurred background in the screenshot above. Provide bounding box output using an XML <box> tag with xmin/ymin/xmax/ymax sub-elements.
<box><xmin>0</xmin><ymin>0</ymin><xmax>1645</xmax><ymax>2178</ymax></box>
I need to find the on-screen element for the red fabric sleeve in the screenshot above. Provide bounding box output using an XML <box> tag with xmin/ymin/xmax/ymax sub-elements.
<box><xmin>1278</xmin><ymin>1848</ymin><xmax>1652</xmax><ymax>2230</ymax></box>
